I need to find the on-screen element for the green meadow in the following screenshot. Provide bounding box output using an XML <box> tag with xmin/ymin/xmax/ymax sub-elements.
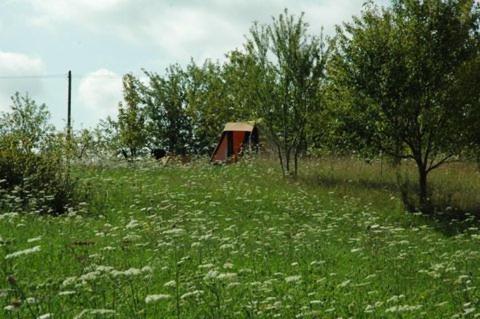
<box><xmin>1</xmin><ymin>159</ymin><xmax>480</xmax><ymax>318</ymax></box>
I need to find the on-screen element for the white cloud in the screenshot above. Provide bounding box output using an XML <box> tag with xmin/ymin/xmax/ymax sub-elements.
<box><xmin>15</xmin><ymin>0</ymin><xmax>369</xmax><ymax>127</ymax></box>
<box><xmin>29</xmin><ymin>0</ymin><xmax>126</xmax><ymax>28</ymax></box>
<box><xmin>78</xmin><ymin>69</ymin><xmax>122</xmax><ymax>121</ymax></box>
<box><xmin>0</xmin><ymin>50</ymin><xmax>45</xmax><ymax>112</ymax></box>
<box><xmin>28</xmin><ymin>0</ymin><xmax>365</xmax><ymax>63</ymax></box>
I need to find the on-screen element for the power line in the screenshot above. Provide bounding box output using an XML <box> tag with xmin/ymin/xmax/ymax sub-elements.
<box><xmin>0</xmin><ymin>73</ymin><xmax>142</xmax><ymax>80</ymax></box>
<box><xmin>0</xmin><ymin>74</ymin><xmax>67</xmax><ymax>79</ymax></box>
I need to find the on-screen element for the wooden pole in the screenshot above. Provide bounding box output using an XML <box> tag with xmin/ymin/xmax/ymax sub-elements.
<box><xmin>67</xmin><ymin>70</ymin><xmax>72</xmax><ymax>138</ymax></box>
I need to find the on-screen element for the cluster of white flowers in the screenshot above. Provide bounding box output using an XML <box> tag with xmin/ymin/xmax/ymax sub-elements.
<box><xmin>285</xmin><ymin>275</ymin><xmax>302</xmax><ymax>284</ymax></box>
<box><xmin>164</xmin><ymin>280</ymin><xmax>176</xmax><ymax>288</ymax></box>
<box><xmin>385</xmin><ymin>304</ymin><xmax>423</xmax><ymax>313</ymax></box>
<box><xmin>74</xmin><ymin>309</ymin><xmax>115</xmax><ymax>319</ymax></box>
<box><xmin>5</xmin><ymin>246</ymin><xmax>41</xmax><ymax>259</ymax></box>
<box><xmin>27</xmin><ymin>236</ymin><xmax>42</xmax><ymax>243</ymax></box>
<box><xmin>145</xmin><ymin>294</ymin><xmax>171</xmax><ymax>304</ymax></box>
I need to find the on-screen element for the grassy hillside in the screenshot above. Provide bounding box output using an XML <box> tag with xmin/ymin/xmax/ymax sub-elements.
<box><xmin>1</xmin><ymin>159</ymin><xmax>479</xmax><ymax>318</ymax></box>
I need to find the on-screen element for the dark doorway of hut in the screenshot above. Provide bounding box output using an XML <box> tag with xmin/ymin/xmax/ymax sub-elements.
<box><xmin>211</xmin><ymin>122</ymin><xmax>259</xmax><ymax>163</ymax></box>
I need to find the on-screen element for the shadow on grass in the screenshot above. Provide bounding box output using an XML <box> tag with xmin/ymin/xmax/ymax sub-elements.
<box><xmin>300</xmin><ymin>173</ymin><xmax>480</xmax><ymax>237</ymax></box>
<box><xmin>300</xmin><ymin>173</ymin><xmax>400</xmax><ymax>193</ymax></box>
<box><xmin>420</xmin><ymin>206</ymin><xmax>480</xmax><ymax>237</ymax></box>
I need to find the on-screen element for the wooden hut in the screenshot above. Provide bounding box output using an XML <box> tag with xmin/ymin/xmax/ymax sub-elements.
<box><xmin>211</xmin><ymin>122</ymin><xmax>259</xmax><ymax>163</ymax></box>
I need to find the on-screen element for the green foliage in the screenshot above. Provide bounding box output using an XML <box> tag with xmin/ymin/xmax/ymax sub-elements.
<box><xmin>0</xmin><ymin>93</ymin><xmax>82</xmax><ymax>214</ymax></box>
<box><xmin>0</xmin><ymin>92</ymin><xmax>54</xmax><ymax>154</ymax></box>
<box><xmin>185</xmin><ymin>59</ymin><xmax>251</xmax><ymax>154</ymax></box>
<box><xmin>117</xmin><ymin>60</ymin><xmax>257</xmax><ymax>157</ymax></box>
<box><xmin>96</xmin><ymin>117</ymin><xmax>122</xmax><ymax>157</ymax></box>
<box><xmin>242</xmin><ymin>9</ymin><xmax>329</xmax><ymax>176</ymax></box>
<box><xmin>117</xmin><ymin>74</ymin><xmax>148</xmax><ymax>158</ymax></box>
<box><xmin>143</xmin><ymin>65</ymin><xmax>192</xmax><ymax>155</ymax></box>
<box><xmin>329</xmin><ymin>0</ymin><xmax>480</xmax><ymax>211</ymax></box>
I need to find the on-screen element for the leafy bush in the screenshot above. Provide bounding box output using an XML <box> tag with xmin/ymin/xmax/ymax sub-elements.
<box><xmin>0</xmin><ymin>93</ymin><xmax>86</xmax><ymax>215</ymax></box>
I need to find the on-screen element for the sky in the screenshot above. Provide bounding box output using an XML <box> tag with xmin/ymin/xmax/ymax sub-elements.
<box><xmin>0</xmin><ymin>0</ymin><xmax>387</xmax><ymax>130</ymax></box>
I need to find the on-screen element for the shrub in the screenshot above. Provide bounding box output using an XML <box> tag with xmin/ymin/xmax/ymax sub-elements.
<box><xmin>0</xmin><ymin>93</ymin><xmax>86</xmax><ymax>215</ymax></box>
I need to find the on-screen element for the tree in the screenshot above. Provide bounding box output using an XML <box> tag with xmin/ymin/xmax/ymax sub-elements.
<box><xmin>117</xmin><ymin>74</ymin><xmax>147</xmax><ymax>159</ymax></box>
<box><xmin>242</xmin><ymin>9</ymin><xmax>328</xmax><ymax>177</ymax></box>
<box><xmin>141</xmin><ymin>65</ymin><xmax>192</xmax><ymax>155</ymax></box>
<box><xmin>185</xmin><ymin>59</ymin><xmax>252</xmax><ymax>154</ymax></box>
<box><xmin>0</xmin><ymin>92</ymin><xmax>54</xmax><ymax>154</ymax></box>
<box><xmin>330</xmin><ymin>0</ymin><xmax>480</xmax><ymax>212</ymax></box>
<box><xmin>0</xmin><ymin>93</ymin><xmax>81</xmax><ymax>214</ymax></box>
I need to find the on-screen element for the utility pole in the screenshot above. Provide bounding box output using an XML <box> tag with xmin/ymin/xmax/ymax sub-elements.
<box><xmin>67</xmin><ymin>70</ymin><xmax>72</xmax><ymax>139</ymax></box>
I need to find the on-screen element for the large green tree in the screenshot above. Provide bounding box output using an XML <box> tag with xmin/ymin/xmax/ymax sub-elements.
<box><xmin>0</xmin><ymin>92</ymin><xmax>54</xmax><ymax>154</ymax></box>
<box><xmin>142</xmin><ymin>65</ymin><xmax>192</xmax><ymax>155</ymax></box>
<box><xmin>185</xmin><ymin>59</ymin><xmax>253</xmax><ymax>154</ymax></box>
<box><xmin>330</xmin><ymin>0</ymin><xmax>480</xmax><ymax>211</ymax></box>
<box><xmin>242</xmin><ymin>9</ymin><xmax>328</xmax><ymax>176</ymax></box>
<box><xmin>117</xmin><ymin>74</ymin><xmax>147</xmax><ymax>159</ymax></box>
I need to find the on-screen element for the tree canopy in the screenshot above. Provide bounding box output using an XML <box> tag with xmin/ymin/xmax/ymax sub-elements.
<box><xmin>329</xmin><ymin>0</ymin><xmax>480</xmax><ymax>211</ymax></box>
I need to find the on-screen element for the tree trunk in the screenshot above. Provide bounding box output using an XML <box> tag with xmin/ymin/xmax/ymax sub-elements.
<box><xmin>294</xmin><ymin>147</ymin><xmax>299</xmax><ymax>178</ymax></box>
<box><xmin>276</xmin><ymin>144</ymin><xmax>286</xmax><ymax>177</ymax></box>
<box><xmin>285</xmin><ymin>148</ymin><xmax>291</xmax><ymax>176</ymax></box>
<box><xmin>417</xmin><ymin>163</ymin><xmax>431</xmax><ymax>213</ymax></box>
<box><xmin>476</xmin><ymin>152</ymin><xmax>480</xmax><ymax>171</ymax></box>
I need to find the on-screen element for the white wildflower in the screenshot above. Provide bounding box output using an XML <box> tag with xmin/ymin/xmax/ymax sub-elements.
<box><xmin>181</xmin><ymin>290</ymin><xmax>204</xmax><ymax>299</ymax></box>
<box><xmin>164</xmin><ymin>280</ymin><xmax>176</xmax><ymax>288</ymax></box>
<box><xmin>163</xmin><ymin>228</ymin><xmax>185</xmax><ymax>236</ymax></box>
<box><xmin>385</xmin><ymin>305</ymin><xmax>422</xmax><ymax>313</ymax></box>
<box><xmin>219</xmin><ymin>243</ymin><xmax>234</xmax><ymax>250</ymax></box>
<box><xmin>4</xmin><ymin>305</ymin><xmax>16</xmax><ymax>311</ymax></box>
<box><xmin>112</xmin><ymin>268</ymin><xmax>143</xmax><ymax>277</ymax></box>
<box><xmin>62</xmin><ymin>277</ymin><xmax>77</xmax><ymax>287</ymax></box>
<box><xmin>123</xmin><ymin>234</ymin><xmax>141</xmax><ymax>241</ymax></box>
<box><xmin>37</xmin><ymin>314</ymin><xmax>52</xmax><ymax>319</ymax></box>
<box><xmin>217</xmin><ymin>272</ymin><xmax>237</xmax><ymax>281</ymax></box>
<box><xmin>387</xmin><ymin>295</ymin><xmax>405</xmax><ymax>303</ymax></box>
<box><xmin>5</xmin><ymin>246</ymin><xmax>41</xmax><ymax>259</ymax></box>
<box><xmin>198</xmin><ymin>263</ymin><xmax>215</xmax><ymax>269</ymax></box>
<box><xmin>96</xmin><ymin>266</ymin><xmax>114</xmax><ymax>273</ymax></box>
<box><xmin>124</xmin><ymin>268</ymin><xmax>142</xmax><ymax>276</ymax></box>
<box><xmin>364</xmin><ymin>305</ymin><xmax>375</xmax><ymax>313</ymax></box>
<box><xmin>204</xmin><ymin>270</ymin><xmax>219</xmax><ymax>280</ymax></box>
<box><xmin>145</xmin><ymin>294</ymin><xmax>171</xmax><ymax>304</ymax></box>
<box><xmin>223</xmin><ymin>262</ymin><xmax>234</xmax><ymax>269</ymax></box>
<box><xmin>126</xmin><ymin>219</ymin><xmax>139</xmax><ymax>229</ymax></box>
<box><xmin>337</xmin><ymin>280</ymin><xmax>351</xmax><ymax>288</ymax></box>
<box><xmin>141</xmin><ymin>266</ymin><xmax>153</xmax><ymax>274</ymax></box>
<box><xmin>226</xmin><ymin>282</ymin><xmax>240</xmax><ymax>289</ymax></box>
<box><xmin>464</xmin><ymin>307</ymin><xmax>476</xmax><ymax>315</ymax></box>
<box><xmin>285</xmin><ymin>275</ymin><xmax>302</xmax><ymax>283</ymax></box>
<box><xmin>27</xmin><ymin>236</ymin><xmax>42</xmax><ymax>243</ymax></box>
<box><xmin>79</xmin><ymin>271</ymin><xmax>99</xmax><ymax>281</ymax></box>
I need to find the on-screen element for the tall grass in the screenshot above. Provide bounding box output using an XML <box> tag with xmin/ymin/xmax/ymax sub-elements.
<box><xmin>299</xmin><ymin>156</ymin><xmax>480</xmax><ymax>215</ymax></box>
<box><xmin>0</xmin><ymin>158</ymin><xmax>479</xmax><ymax>317</ymax></box>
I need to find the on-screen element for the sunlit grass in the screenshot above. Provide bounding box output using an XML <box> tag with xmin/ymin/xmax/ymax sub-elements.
<box><xmin>300</xmin><ymin>156</ymin><xmax>480</xmax><ymax>214</ymax></box>
<box><xmin>0</xmin><ymin>158</ymin><xmax>479</xmax><ymax>318</ymax></box>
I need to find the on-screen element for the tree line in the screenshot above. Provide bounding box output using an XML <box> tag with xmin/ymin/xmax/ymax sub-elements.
<box><xmin>1</xmin><ymin>0</ymin><xmax>480</xmax><ymax>215</ymax></box>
